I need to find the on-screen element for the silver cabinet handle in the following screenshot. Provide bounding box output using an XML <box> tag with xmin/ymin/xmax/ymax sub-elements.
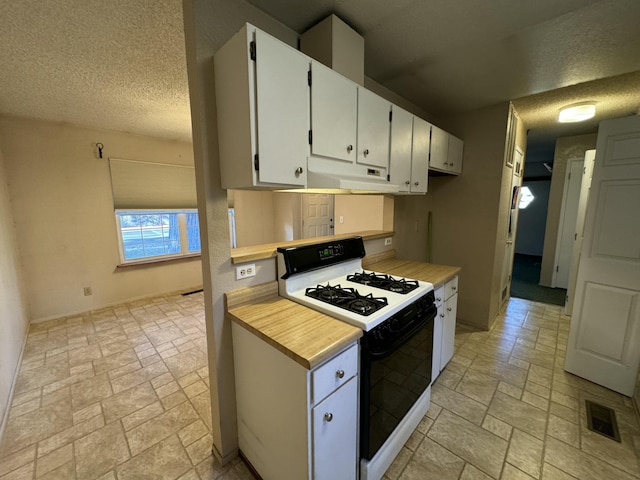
<box><xmin>405</xmin><ymin>180</ymin><xmax>411</xmax><ymax>185</ymax></box>
<box><xmin>436</xmin><ymin>297</ymin><xmax>442</xmax><ymax>302</ymax></box>
<box><xmin>447</xmin><ymin>307</ymin><xmax>452</xmax><ymax>312</ymax></box>
<box><xmin>336</xmin><ymin>370</ymin><xmax>345</xmax><ymax>379</ymax></box>
<box><xmin>414</xmin><ymin>181</ymin><xmax>419</xmax><ymax>186</ymax></box>
<box><xmin>452</xmin><ymin>286</ymin><xmax>457</xmax><ymax>291</ymax></box>
<box><xmin>347</xmin><ymin>145</ymin><xmax>353</xmax><ymax>153</ymax></box>
<box><xmin>363</xmin><ymin>149</ymin><xmax>369</xmax><ymax>156</ymax></box>
<box><xmin>440</xmin><ymin>313</ymin><xmax>445</xmax><ymax>318</ymax></box>
<box><xmin>324</xmin><ymin>412</ymin><xmax>333</xmax><ymax>422</ymax></box>
<box><xmin>295</xmin><ymin>167</ymin><xmax>303</xmax><ymax>176</ymax></box>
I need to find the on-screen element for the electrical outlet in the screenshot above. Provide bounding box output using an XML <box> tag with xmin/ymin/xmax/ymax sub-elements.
<box><xmin>83</xmin><ymin>286</ymin><xmax>92</xmax><ymax>296</ymax></box>
<box><xmin>236</xmin><ymin>264</ymin><xmax>256</xmax><ymax>280</ymax></box>
<box><xmin>384</xmin><ymin>237</ymin><xmax>392</xmax><ymax>246</ymax></box>
<box><xmin>339</xmin><ymin>216</ymin><xmax>344</xmax><ymax>224</ymax></box>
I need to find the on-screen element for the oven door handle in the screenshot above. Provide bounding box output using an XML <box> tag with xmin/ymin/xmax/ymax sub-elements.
<box><xmin>365</xmin><ymin>305</ymin><xmax>436</xmax><ymax>359</ymax></box>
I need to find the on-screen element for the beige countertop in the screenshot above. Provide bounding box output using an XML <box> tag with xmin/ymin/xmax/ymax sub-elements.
<box><xmin>366</xmin><ymin>258</ymin><xmax>461</xmax><ymax>287</ymax></box>
<box><xmin>225</xmin><ymin>281</ymin><xmax>362</xmax><ymax>370</ymax></box>
<box><xmin>225</xmin><ymin>259</ymin><xmax>460</xmax><ymax>370</ymax></box>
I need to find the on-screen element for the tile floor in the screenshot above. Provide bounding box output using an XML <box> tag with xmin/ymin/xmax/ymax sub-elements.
<box><xmin>1</xmin><ymin>294</ymin><xmax>639</xmax><ymax>480</ymax></box>
<box><xmin>384</xmin><ymin>298</ymin><xmax>640</xmax><ymax>480</ymax></box>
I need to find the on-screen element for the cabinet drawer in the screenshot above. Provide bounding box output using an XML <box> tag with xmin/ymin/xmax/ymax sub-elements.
<box><xmin>434</xmin><ymin>285</ymin><xmax>445</xmax><ymax>307</ymax></box>
<box><xmin>445</xmin><ymin>276</ymin><xmax>459</xmax><ymax>300</ymax></box>
<box><xmin>311</xmin><ymin>343</ymin><xmax>358</xmax><ymax>404</ymax></box>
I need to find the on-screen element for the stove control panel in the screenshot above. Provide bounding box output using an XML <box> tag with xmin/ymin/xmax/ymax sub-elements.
<box><xmin>277</xmin><ymin>236</ymin><xmax>365</xmax><ymax>278</ymax></box>
<box><xmin>319</xmin><ymin>244</ymin><xmax>344</xmax><ymax>261</ymax></box>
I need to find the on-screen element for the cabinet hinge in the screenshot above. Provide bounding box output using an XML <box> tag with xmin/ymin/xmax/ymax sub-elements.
<box><xmin>556</xmin><ymin>265</ymin><xmax>559</xmax><ymax>272</ymax></box>
<box><xmin>568</xmin><ymin>172</ymin><xmax>571</xmax><ymax>180</ymax></box>
<box><xmin>308</xmin><ymin>130</ymin><xmax>312</xmax><ymax>145</ymax></box>
<box><xmin>387</xmin><ymin>174</ymin><xmax>390</xmax><ymax>181</ymax></box>
<box><xmin>254</xmin><ymin>154</ymin><xmax>259</xmax><ymax>171</ymax></box>
<box><xmin>249</xmin><ymin>41</ymin><xmax>256</xmax><ymax>61</ymax></box>
<box><xmin>307</xmin><ymin>70</ymin><xmax>312</xmax><ymax>86</ymax></box>
<box><xmin>389</xmin><ymin>110</ymin><xmax>392</xmax><ymax>122</ymax></box>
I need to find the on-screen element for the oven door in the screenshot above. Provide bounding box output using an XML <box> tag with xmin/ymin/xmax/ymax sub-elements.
<box><xmin>359</xmin><ymin>296</ymin><xmax>435</xmax><ymax>460</ymax></box>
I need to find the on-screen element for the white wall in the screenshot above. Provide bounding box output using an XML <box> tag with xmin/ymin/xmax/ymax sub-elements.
<box><xmin>0</xmin><ymin>133</ymin><xmax>29</xmax><ymax>433</ymax></box>
<box><xmin>0</xmin><ymin>115</ymin><xmax>203</xmax><ymax>321</ymax></box>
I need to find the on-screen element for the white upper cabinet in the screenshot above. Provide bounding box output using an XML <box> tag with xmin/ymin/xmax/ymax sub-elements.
<box><xmin>357</xmin><ymin>88</ymin><xmax>392</xmax><ymax>169</ymax></box>
<box><xmin>389</xmin><ymin>106</ymin><xmax>430</xmax><ymax>194</ymax></box>
<box><xmin>411</xmin><ymin>116</ymin><xmax>430</xmax><ymax>193</ymax></box>
<box><xmin>429</xmin><ymin>125</ymin><xmax>449</xmax><ymax>171</ymax></box>
<box><xmin>310</xmin><ymin>60</ymin><xmax>358</xmax><ymax>162</ymax></box>
<box><xmin>214</xmin><ymin>24</ymin><xmax>309</xmax><ymax>189</ymax></box>
<box><xmin>447</xmin><ymin>134</ymin><xmax>464</xmax><ymax>174</ymax></box>
<box><xmin>389</xmin><ymin>106</ymin><xmax>413</xmax><ymax>191</ymax></box>
<box><xmin>429</xmin><ymin>125</ymin><xmax>463</xmax><ymax>175</ymax></box>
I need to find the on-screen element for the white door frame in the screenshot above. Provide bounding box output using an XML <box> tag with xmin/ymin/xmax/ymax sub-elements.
<box><xmin>551</xmin><ymin>157</ymin><xmax>584</xmax><ymax>288</ymax></box>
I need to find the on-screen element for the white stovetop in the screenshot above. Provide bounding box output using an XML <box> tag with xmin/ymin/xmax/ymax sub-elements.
<box><xmin>277</xmin><ymin>258</ymin><xmax>433</xmax><ymax>331</ymax></box>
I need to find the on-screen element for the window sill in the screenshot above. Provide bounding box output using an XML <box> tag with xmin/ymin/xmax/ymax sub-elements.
<box><xmin>116</xmin><ymin>254</ymin><xmax>202</xmax><ymax>269</ymax></box>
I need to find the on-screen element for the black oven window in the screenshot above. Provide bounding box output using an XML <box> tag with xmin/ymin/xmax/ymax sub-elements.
<box><xmin>362</xmin><ymin>320</ymin><xmax>433</xmax><ymax>459</ymax></box>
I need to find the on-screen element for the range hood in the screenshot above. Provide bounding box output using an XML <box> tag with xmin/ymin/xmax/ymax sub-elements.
<box><xmin>302</xmin><ymin>155</ymin><xmax>399</xmax><ymax>194</ymax></box>
<box><xmin>305</xmin><ymin>171</ymin><xmax>399</xmax><ymax>194</ymax></box>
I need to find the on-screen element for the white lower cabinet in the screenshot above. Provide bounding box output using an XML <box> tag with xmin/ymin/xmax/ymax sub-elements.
<box><xmin>432</xmin><ymin>276</ymin><xmax>459</xmax><ymax>379</ymax></box>
<box><xmin>312</xmin><ymin>378</ymin><xmax>358</xmax><ymax>479</ymax></box>
<box><xmin>232</xmin><ymin>323</ymin><xmax>358</xmax><ymax>480</ymax></box>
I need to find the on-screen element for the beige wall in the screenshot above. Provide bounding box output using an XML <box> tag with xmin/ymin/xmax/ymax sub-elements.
<box><xmin>0</xmin><ymin>133</ymin><xmax>29</xmax><ymax>433</ymax></box>
<box><xmin>0</xmin><ymin>115</ymin><xmax>203</xmax><ymax>321</ymax></box>
<box><xmin>394</xmin><ymin>102</ymin><xmax>514</xmax><ymax>330</ymax></box>
<box><xmin>539</xmin><ymin>133</ymin><xmax>597</xmax><ymax>286</ymax></box>
<box><xmin>334</xmin><ymin>194</ymin><xmax>390</xmax><ymax>234</ymax></box>
<box><xmin>183</xmin><ymin>0</ymin><xmax>300</xmax><ymax>462</ymax></box>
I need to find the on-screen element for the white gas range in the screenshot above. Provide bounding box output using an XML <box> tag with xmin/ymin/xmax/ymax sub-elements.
<box><xmin>276</xmin><ymin>236</ymin><xmax>437</xmax><ymax>480</ymax></box>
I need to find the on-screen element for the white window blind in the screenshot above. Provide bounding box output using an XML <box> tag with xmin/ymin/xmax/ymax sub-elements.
<box><xmin>109</xmin><ymin>158</ymin><xmax>197</xmax><ymax>209</ymax></box>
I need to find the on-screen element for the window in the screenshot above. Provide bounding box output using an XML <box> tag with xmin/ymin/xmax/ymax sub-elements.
<box><xmin>116</xmin><ymin>209</ymin><xmax>201</xmax><ymax>264</ymax></box>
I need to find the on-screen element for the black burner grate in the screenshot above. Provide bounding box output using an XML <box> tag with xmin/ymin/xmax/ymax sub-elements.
<box><xmin>305</xmin><ymin>284</ymin><xmax>388</xmax><ymax>316</ymax></box>
<box><xmin>347</xmin><ymin>272</ymin><xmax>419</xmax><ymax>294</ymax></box>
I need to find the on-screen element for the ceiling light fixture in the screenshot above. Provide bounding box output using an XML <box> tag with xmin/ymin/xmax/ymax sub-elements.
<box><xmin>558</xmin><ymin>103</ymin><xmax>596</xmax><ymax>123</ymax></box>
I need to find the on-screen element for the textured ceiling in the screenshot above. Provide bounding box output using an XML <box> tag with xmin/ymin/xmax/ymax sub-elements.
<box><xmin>1</xmin><ymin>0</ymin><xmax>639</xmax><ymax>147</ymax></box>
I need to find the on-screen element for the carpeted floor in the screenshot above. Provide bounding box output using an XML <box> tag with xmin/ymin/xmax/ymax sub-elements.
<box><xmin>510</xmin><ymin>253</ymin><xmax>567</xmax><ymax>306</ymax></box>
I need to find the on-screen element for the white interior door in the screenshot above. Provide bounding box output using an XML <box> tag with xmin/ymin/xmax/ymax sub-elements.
<box><xmin>553</xmin><ymin>159</ymin><xmax>584</xmax><ymax>289</ymax></box>
<box><xmin>302</xmin><ymin>194</ymin><xmax>335</xmax><ymax>238</ymax></box>
<box><xmin>565</xmin><ymin>116</ymin><xmax>640</xmax><ymax>396</ymax></box>
<box><xmin>565</xmin><ymin>150</ymin><xmax>596</xmax><ymax>315</ymax></box>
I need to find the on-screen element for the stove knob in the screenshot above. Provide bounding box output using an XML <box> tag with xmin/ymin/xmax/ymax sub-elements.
<box><xmin>389</xmin><ymin>317</ymin><xmax>401</xmax><ymax>332</ymax></box>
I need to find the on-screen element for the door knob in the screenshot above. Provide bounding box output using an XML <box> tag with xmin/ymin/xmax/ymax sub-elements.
<box><xmin>363</xmin><ymin>149</ymin><xmax>370</xmax><ymax>156</ymax></box>
<box><xmin>295</xmin><ymin>167</ymin><xmax>304</xmax><ymax>176</ymax></box>
<box><xmin>347</xmin><ymin>145</ymin><xmax>353</xmax><ymax>153</ymax></box>
<box><xmin>324</xmin><ymin>412</ymin><xmax>333</xmax><ymax>422</ymax></box>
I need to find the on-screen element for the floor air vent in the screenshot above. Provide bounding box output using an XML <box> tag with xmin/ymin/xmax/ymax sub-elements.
<box><xmin>585</xmin><ymin>399</ymin><xmax>621</xmax><ymax>442</ymax></box>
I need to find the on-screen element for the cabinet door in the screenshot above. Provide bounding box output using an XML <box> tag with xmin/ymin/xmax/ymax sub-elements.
<box><xmin>389</xmin><ymin>106</ymin><xmax>413</xmax><ymax>192</ymax></box>
<box><xmin>312</xmin><ymin>378</ymin><xmax>358</xmax><ymax>480</ymax></box>
<box><xmin>429</xmin><ymin>125</ymin><xmax>449</xmax><ymax>171</ymax></box>
<box><xmin>447</xmin><ymin>135</ymin><xmax>464</xmax><ymax>174</ymax></box>
<box><xmin>254</xmin><ymin>30</ymin><xmax>309</xmax><ymax>186</ymax></box>
<box><xmin>357</xmin><ymin>88</ymin><xmax>391</xmax><ymax>168</ymax></box>
<box><xmin>310</xmin><ymin>61</ymin><xmax>357</xmax><ymax>162</ymax></box>
<box><xmin>433</xmin><ymin>303</ymin><xmax>444</xmax><ymax>380</ymax></box>
<box><xmin>441</xmin><ymin>293</ymin><xmax>458</xmax><ymax>368</ymax></box>
<box><xmin>411</xmin><ymin>117</ymin><xmax>431</xmax><ymax>193</ymax></box>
